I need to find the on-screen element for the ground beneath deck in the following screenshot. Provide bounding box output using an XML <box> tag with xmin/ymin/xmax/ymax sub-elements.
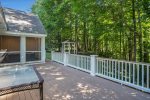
<box><xmin>0</xmin><ymin>61</ymin><xmax>150</xmax><ymax>100</ymax></box>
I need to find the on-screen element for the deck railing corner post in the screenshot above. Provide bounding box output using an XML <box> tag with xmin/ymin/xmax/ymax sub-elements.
<box><xmin>64</xmin><ymin>52</ymin><xmax>68</xmax><ymax>66</ymax></box>
<box><xmin>51</xmin><ymin>51</ymin><xmax>54</xmax><ymax>61</ymax></box>
<box><xmin>90</xmin><ymin>55</ymin><xmax>98</xmax><ymax>76</ymax></box>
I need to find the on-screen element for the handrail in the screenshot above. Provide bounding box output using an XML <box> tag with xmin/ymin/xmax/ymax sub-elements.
<box><xmin>97</xmin><ymin>57</ymin><xmax>150</xmax><ymax>66</ymax></box>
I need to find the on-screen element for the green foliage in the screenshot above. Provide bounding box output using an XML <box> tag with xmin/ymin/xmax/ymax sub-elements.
<box><xmin>46</xmin><ymin>52</ymin><xmax>51</xmax><ymax>60</ymax></box>
<box><xmin>32</xmin><ymin>0</ymin><xmax>150</xmax><ymax>63</ymax></box>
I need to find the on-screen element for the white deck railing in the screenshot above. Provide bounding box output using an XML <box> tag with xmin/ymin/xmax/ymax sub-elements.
<box><xmin>51</xmin><ymin>52</ymin><xmax>64</xmax><ymax>64</ymax></box>
<box><xmin>67</xmin><ymin>54</ymin><xmax>91</xmax><ymax>72</ymax></box>
<box><xmin>51</xmin><ymin>51</ymin><xmax>150</xmax><ymax>93</ymax></box>
<box><xmin>96</xmin><ymin>58</ymin><xmax>150</xmax><ymax>93</ymax></box>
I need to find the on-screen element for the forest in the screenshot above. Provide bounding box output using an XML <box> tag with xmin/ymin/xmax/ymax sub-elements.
<box><xmin>32</xmin><ymin>0</ymin><xmax>150</xmax><ymax>63</ymax></box>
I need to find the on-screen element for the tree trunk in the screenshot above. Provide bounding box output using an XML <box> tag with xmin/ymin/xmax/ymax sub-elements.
<box><xmin>132</xmin><ymin>0</ymin><xmax>137</xmax><ymax>61</ymax></box>
<box><xmin>57</xmin><ymin>32</ymin><xmax>61</xmax><ymax>52</ymax></box>
<box><xmin>143</xmin><ymin>41</ymin><xmax>149</xmax><ymax>63</ymax></box>
<box><xmin>137</xmin><ymin>0</ymin><xmax>143</xmax><ymax>62</ymax></box>
<box><xmin>83</xmin><ymin>20</ymin><xmax>87</xmax><ymax>52</ymax></box>
<box><xmin>75</xmin><ymin>14</ymin><xmax>78</xmax><ymax>52</ymax></box>
<box><xmin>93</xmin><ymin>12</ymin><xmax>97</xmax><ymax>54</ymax></box>
<box><xmin>128</xmin><ymin>31</ymin><xmax>133</xmax><ymax>61</ymax></box>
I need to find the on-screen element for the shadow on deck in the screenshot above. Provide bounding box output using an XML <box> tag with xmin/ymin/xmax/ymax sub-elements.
<box><xmin>0</xmin><ymin>61</ymin><xmax>150</xmax><ymax>100</ymax></box>
<box><xmin>37</xmin><ymin>61</ymin><xmax>150</xmax><ymax>100</ymax></box>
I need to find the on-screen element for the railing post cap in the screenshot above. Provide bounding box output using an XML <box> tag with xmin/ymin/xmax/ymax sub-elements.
<box><xmin>64</xmin><ymin>52</ymin><xmax>69</xmax><ymax>54</ymax></box>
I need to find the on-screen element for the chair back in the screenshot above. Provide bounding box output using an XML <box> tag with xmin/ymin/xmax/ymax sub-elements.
<box><xmin>0</xmin><ymin>49</ymin><xmax>7</xmax><ymax>63</ymax></box>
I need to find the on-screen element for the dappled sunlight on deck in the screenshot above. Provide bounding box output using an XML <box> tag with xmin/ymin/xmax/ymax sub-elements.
<box><xmin>1</xmin><ymin>61</ymin><xmax>150</xmax><ymax>100</ymax></box>
<box><xmin>36</xmin><ymin>61</ymin><xmax>150</xmax><ymax>100</ymax></box>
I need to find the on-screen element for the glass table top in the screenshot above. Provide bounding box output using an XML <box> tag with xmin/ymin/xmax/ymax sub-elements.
<box><xmin>0</xmin><ymin>65</ymin><xmax>39</xmax><ymax>89</ymax></box>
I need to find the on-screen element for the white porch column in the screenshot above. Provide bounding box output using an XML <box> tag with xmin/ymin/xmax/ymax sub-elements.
<box><xmin>41</xmin><ymin>37</ymin><xmax>46</xmax><ymax>63</ymax></box>
<box><xmin>20</xmin><ymin>36</ymin><xmax>26</xmax><ymax>63</ymax></box>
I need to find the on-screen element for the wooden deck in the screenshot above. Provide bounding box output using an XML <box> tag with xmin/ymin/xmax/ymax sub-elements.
<box><xmin>1</xmin><ymin>61</ymin><xmax>150</xmax><ymax>100</ymax></box>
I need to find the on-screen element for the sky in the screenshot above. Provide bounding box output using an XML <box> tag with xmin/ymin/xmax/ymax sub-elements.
<box><xmin>0</xmin><ymin>0</ymin><xmax>35</xmax><ymax>12</ymax></box>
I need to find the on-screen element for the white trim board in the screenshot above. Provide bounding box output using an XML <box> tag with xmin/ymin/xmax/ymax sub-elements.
<box><xmin>0</xmin><ymin>31</ymin><xmax>47</xmax><ymax>37</ymax></box>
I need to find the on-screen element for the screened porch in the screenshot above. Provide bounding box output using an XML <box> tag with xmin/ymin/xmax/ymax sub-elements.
<box><xmin>0</xmin><ymin>35</ymin><xmax>45</xmax><ymax>65</ymax></box>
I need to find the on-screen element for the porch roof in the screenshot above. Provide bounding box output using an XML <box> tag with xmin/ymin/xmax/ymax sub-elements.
<box><xmin>3</xmin><ymin>8</ymin><xmax>46</xmax><ymax>35</ymax></box>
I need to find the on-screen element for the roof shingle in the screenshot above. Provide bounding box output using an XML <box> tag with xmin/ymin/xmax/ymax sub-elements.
<box><xmin>4</xmin><ymin>8</ymin><xmax>46</xmax><ymax>34</ymax></box>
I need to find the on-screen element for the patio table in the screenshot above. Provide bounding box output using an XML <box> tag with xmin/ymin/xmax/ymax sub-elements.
<box><xmin>0</xmin><ymin>65</ymin><xmax>44</xmax><ymax>100</ymax></box>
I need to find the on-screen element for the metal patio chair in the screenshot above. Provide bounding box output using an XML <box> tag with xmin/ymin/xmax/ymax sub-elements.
<box><xmin>0</xmin><ymin>49</ymin><xmax>7</xmax><ymax>63</ymax></box>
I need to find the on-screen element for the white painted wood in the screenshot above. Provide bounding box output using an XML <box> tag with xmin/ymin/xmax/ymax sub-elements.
<box><xmin>133</xmin><ymin>64</ymin><xmax>135</xmax><ymax>84</ymax></box>
<box><xmin>102</xmin><ymin>60</ymin><xmax>104</xmax><ymax>74</ymax></box>
<box><xmin>86</xmin><ymin>57</ymin><xmax>88</xmax><ymax>70</ymax></box>
<box><xmin>90</xmin><ymin>55</ymin><xmax>98</xmax><ymax>76</ymax></box>
<box><xmin>106</xmin><ymin>60</ymin><xmax>109</xmax><ymax>76</ymax></box>
<box><xmin>118</xmin><ymin>61</ymin><xmax>120</xmax><ymax>80</ymax></box>
<box><xmin>63</xmin><ymin>53</ymin><xmax>67</xmax><ymax>66</ymax></box>
<box><xmin>125</xmin><ymin>62</ymin><xmax>127</xmax><ymax>82</ymax></box>
<box><xmin>41</xmin><ymin>37</ymin><xmax>45</xmax><ymax>63</ymax></box>
<box><xmin>77</xmin><ymin>55</ymin><xmax>79</xmax><ymax>67</ymax></box>
<box><xmin>122</xmin><ymin>62</ymin><xmax>123</xmax><ymax>81</ymax></box>
<box><xmin>109</xmin><ymin>60</ymin><xmax>111</xmax><ymax>77</ymax></box>
<box><xmin>147</xmin><ymin>65</ymin><xmax>149</xmax><ymax>88</ymax></box>
<box><xmin>112</xmin><ymin>61</ymin><xmax>114</xmax><ymax>78</ymax></box>
<box><xmin>137</xmin><ymin>64</ymin><xmax>139</xmax><ymax>85</ymax></box>
<box><xmin>51</xmin><ymin>52</ymin><xmax>150</xmax><ymax>93</ymax></box>
<box><xmin>51</xmin><ymin>51</ymin><xmax>54</xmax><ymax>61</ymax></box>
<box><xmin>129</xmin><ymin>63</ymin><xmax>131</xmax><ymax>83</ymax></box>
<box><xmin>20</xmin><ymin>36</ymin><xmax>26</xmax><ymax>63</ymax></box>
<box><xmin>5</xmin><ymin>31</ymin><xmax>46</xmax><ymax>37</ymax></box>
<box><xmin>115</xmin><ymin>61</ymin><xmax>117</xmax><ymax>78</ymax></box>
<box><xmin>142</xmin><ymin>65</ymin><xmax>144</xmax><ymax>87</ymax></box>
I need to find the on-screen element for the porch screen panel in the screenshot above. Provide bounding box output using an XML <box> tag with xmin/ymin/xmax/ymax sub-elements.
<box><xmin>26</xmin><ymin>37</ymin><xmax>41</xmax><ymax>61</ymax></box>
<box><xmin>0</xmin><ymin>35</ymin><xmax>20</xmax><ymax>63</ymax></box>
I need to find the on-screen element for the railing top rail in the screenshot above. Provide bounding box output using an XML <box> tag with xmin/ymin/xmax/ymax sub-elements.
<box><xmin>53</xmin><ymin>52</ymin><xmax>63</xmax><ymax>54</ymax></box>
<box><xmin>52</xmin><ymin>51</ymin><xmax>150</xmax><ymax>66</ymax></box>
<box><xmin>68</xmin><ymin>53</ymin><xmax>90</xmax><ymax>58</ymax></box>
<box><xmin>97</xmin><ymin>57</ymin><xmax>150</xmax><ymax>66</ymax></box>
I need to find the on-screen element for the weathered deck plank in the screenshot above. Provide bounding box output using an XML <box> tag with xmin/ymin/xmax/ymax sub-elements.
<box><xmin>36</xmin><ymin>61</ymin><xmax>150</xmax><ymax>100</ymax></box>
